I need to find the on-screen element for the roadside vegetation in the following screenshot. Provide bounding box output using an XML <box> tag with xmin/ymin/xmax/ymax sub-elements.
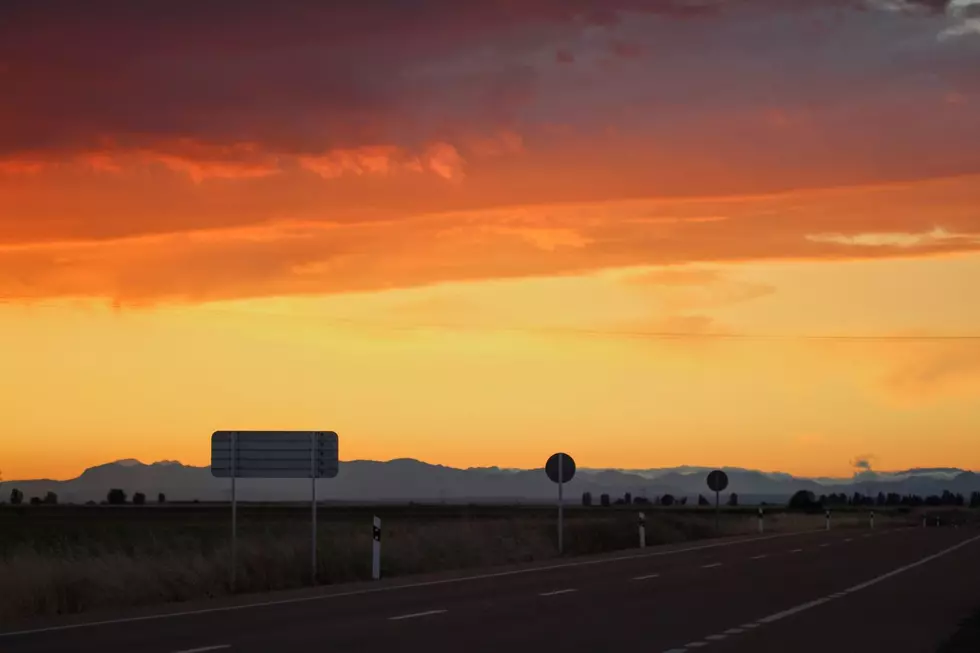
<box><xmin>0</xmin><ymin>494</ymin><xmax>935</xmax><ymax>623</ymax></box>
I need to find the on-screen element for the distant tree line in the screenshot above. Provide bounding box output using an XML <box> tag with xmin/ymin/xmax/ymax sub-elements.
<box><xmin>789</xmin><ymin>489</ymin><xmax>980</xmax><ymax>510</ymax></box>
<box><xmin>582</xmin><ymin>491</ymin><xmax>736</xmax><ymax>507</ymax></box>
<box><xmin>4</xmin><ymin>487</ymin><xmax>167</xmax><ymax>506</ymax></box>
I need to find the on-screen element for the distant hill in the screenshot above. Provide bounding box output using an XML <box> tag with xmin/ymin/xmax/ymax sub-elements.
<box><xmin>4</xmin><ymin>459</ymin><xmax>979</xmax><ymax>505</ymax></box>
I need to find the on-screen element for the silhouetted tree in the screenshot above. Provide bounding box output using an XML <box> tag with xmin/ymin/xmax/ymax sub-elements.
<box><xmin>876</xmin><ymin>492</ymin><xmax>886</xmax><ymax>506</ymax></box>
<box><xmin>157</xmin><ymin>492</ymin><xmax>166</xmax><ymax>504</ymax></box>
<box><xmin>624</xmin><ymin>492</ymin><xmax>632</xmax><ymax>505</ymax></box>
<box><xmin>133</xmin><ymin>492</ymin><xmax>146</xmax><ymax>506</ymax></box>
<box><xmin>29</xmin><ymin>496</ymin><xmax>42</xmax><ymax>505</ymax></box>
<box><xmin>633</xmin><ymin>496</ymin><xmax>651</xmax><ymax>505</ymax></box>
<box><xmin>698</xmin><ymin>494</ymin><xmax>710</xmax><ymax>506</ymax></box>
<box><xmin>678</xmin><ymin>496</ymin><xmax>688</xmax><ymax>505</ymax></box>
<box><xmin>581</xmin><ymin>491</ymin><xmax>593</xmax><ymax>506</ymax></box>
<box><xmin>43</xmin><ymin>491</ymin><xmax>58</xmax><ymax>505</ymax></box>
<box><xmin>660</xmin><ymin>494</ymin><xmax>675</xmax><ymax>507</ymax></box>
<box><xmin>970</xmin><ymin>492</ymin><xmax>980</xmax><ymax>509</ymax></box>
<box><xmin>107</xmin><ymin>488</ymin><xmax>127</xmax><ymax>505</ymax></box>
<box><xmin>788</xmin><ymin>490</ymin><xmax>818</xmax><ymax>511</ymax></box>
<box><xmin>600</xmin><ymin>493</ymin><xmax>610</xmax><ymax>507</ymax></box>
<box><xmin>9</xmin><ymin>488</ymin><xmax>23</xmax><ymax>505</ymax></box>
<box><xmin>955</xmin><ymin>493</ymin><xmax>966</xmax><ymax>507</ymax></box>
<box><xmin>727</xmin><ymin>493</ymin><xmax>739</xmax><ymax>507</ymax></box>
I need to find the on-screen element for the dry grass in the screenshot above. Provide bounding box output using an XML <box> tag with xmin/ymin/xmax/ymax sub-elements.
<box><xmin>0</xmin><ymin>507</ymin><xmax>919</xmax><ymax>623</ymax></box>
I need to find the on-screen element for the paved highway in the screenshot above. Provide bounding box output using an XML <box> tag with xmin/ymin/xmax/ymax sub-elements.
<box><xmin>2</xmin><ymin>526</ymin><xmax>978</xmax><ymax>652</ymax></box>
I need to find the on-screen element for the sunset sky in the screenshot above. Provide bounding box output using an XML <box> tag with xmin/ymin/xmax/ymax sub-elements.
<box><xmin>2</xmin><ymin>0</ymin><xmax>979</xmax><ymax>481</ymax></box>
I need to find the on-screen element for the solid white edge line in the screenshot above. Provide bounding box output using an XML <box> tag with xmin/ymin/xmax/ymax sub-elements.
<box><xmin>0</xmin><ymin>530</ymin><xmax>819</xmax><ymax>638</ymax></box>
<box><xmin>172</xmin><ymin>646</ymin><xmax>230</xmax><ymax>653</ymax></box>
<box><xmin>659</xmin><ymin>534</ymin><xmax>980</xmax><ymax>653</ymax></box>
<box><xmin>540</xmin><ymin>589</ymin><xmax>578</xmax><ymax>596</ymax></box>
<box><xmin>633</xmin><ymin>573</ymin><xmax>661</xmax><ymax>581</ymax></box>
<box><xmin>702</xmin><ymin>562</ymin><xmax>722</xmax><ymax>568</ymax></box>
<box><xmin>763</xmin><ymin>535</ymin><xmax>980</xmax><ymax>628</ymax></box>
<box><xmin>388</xmin><ymin>609</ymin><xmax>447</xmax><ymax>621</ymax></box>
<box><xmin>750</xmin><ymin>554</ymin><xmax>768</xmax><ymax>559</ymax></box>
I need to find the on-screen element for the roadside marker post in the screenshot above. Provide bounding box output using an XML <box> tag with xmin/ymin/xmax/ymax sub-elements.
<box><xmin>826</xmin><ymin>509</ymin><xmax>831</xmax><ymax>531</ymax></box>
<box><xmin>372</xmin><ymin>516</ymin><xmax>382</xmax><ymax>580</ymax></box>
<box><xmin>870</xmin><ymin>510</ymin><xmax>875</xmax><ymax>530</ymax></box>
<box><xmin>758</xmin><ymin>506</ymin><xmax>764</xmax><ymax>534</ymax></box>
<box><xmin>545</xmin><ymin>453</ymin><xmax>576</xmax><ymax>555</ymax></box>
<box><xmin>211</xmin><ymin>431</ymin><xmax>340</xmax><ymax>591</ymax></box>
<box><xmin>639</xmin><ymin>512</ymin><xmax>646</xmax><ymax>548</ymax></box>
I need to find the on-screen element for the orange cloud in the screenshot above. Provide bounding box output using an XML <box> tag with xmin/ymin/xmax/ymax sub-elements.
<box><xmin>3</xmin><ymin>173</ymin><xmax>979</xmax><ymax>305</ymax></box>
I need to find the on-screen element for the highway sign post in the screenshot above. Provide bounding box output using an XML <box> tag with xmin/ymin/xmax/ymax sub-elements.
<box><xmin>211</xmin><ymin>431</ymin><xmax>339</xmax><ymax>590</ymax></box>
<box><xmin>545</xmin><ymin>453</ymin><xmax>576</xmax><ymax>554</ymax></box>
<box><xmin>706</xmin><ymin>470</ymin><xmax>729</xmax><ymax>535</ymax></box>
<box><xmin>639</xmin><ymin>512</ymin><xmax>646</xmax><ymax>548</ymax></box>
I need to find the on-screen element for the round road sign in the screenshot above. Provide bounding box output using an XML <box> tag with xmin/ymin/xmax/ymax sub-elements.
<box><xmin>706</xmin><ymin>470</ymin><xmax>729</xmax><ymax>493</ymax></box>
<box><xmin>546</xmin><ymin>453</ymin><xmax>576</xmax><ymax>484</ymax></box>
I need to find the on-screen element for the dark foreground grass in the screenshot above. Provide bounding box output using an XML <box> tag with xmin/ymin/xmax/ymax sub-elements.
<box><xmin>0</xmin><ymin>505</ymin><xmax>915</xmax><ymax>622</ymax></box>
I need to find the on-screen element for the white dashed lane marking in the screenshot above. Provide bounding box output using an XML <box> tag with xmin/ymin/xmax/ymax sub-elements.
<box><xmin>633</xmin><ymin>573</ymin><xmax>660</xmax><ymax>581</ymax></box>
<box><xmin>702</xmin><ymin>563</ymin><xmax>722</xmax><ymax>569</ymax></box>
<box><xmin>539</xmin><ymin>589</ymin><xmax>577</xmax><ymax>597</ymax></box>
<box><xmin>750</xmin><ymin>554</ymin><xmax>768</xmax><ymax>560</ymax></box>
<box><xmin>389</xmin><ymin>610</ymin><xmax>447</xmax><ymax>621</ymax></box>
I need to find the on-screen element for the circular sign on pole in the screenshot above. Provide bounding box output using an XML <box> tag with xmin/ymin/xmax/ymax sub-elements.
<box><xmin>546</xmin><ymin>453</ymin><xmax>576</xmax><ymax>484</ymax></box>
<box><xmin>706</xmin><ymin>470</ymin><xmax>729</xmax><ymax>493</ymax></box>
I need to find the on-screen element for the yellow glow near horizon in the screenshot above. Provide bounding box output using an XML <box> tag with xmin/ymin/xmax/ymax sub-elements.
<box><xmin>4</xmin><ymin>252</ymin><xmax>980</xmax><ymax>481</ymax></box>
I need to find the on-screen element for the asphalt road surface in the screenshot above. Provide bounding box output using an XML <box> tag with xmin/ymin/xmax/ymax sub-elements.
<box><xmin>2</xmin><ymin>526</ymin><xmax>978</xmax><ymax>653</ymax></box>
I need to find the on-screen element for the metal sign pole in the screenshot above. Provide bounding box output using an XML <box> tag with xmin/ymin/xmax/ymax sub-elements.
<box><xmin>231</xmin><ymin>431</ymin><xmax>237</xmax><ymax>592</ymax></box>
<box><xmin>311</xmin><ymin>432</ymin><xmax>317</xmax><ymax>585</ymax></box>
<box><xmin>714</xmin><ymin>490</ymin><xmax>720</xmax><ymax>535</ymax></box>
<box><xmin>558</xmin><ymin>453</ymin><xmax>564</xmax><ymax>555</ymax></box>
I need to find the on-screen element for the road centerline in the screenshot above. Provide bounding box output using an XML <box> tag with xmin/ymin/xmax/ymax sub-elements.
<box><xmin>540</xmin><ymin>589</ymin><xmax>578</xmax><ymax>597</ymax></box>
<box><xmin>389</xmin><ymin>609</ymin><xmax>447</xmax><ymax>621</ymax></box>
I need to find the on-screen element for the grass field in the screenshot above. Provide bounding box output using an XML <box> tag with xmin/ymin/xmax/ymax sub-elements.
<box><xmin>0</xmin><ymin>503</ymin><xmax>930</xmax><ymax>623</ymax></box>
